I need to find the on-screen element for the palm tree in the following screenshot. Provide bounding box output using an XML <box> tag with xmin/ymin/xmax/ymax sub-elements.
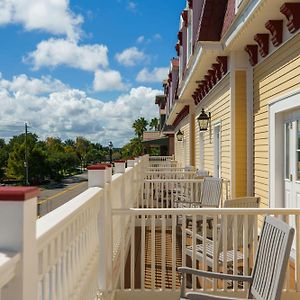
<box><xmin>132</xmin><ymin>117</ymin><xmax>148</xmax><ymax>139</ymax></box>
<box><xmin>149</xmin><ymin>117</ymin><xmax>159</xmax><ymax>131</ymax></box>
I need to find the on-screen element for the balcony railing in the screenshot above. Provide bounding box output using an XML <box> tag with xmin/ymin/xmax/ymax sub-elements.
<box><xmin>0</xmin><ymin>155</ymin><xmax>299</xmax><ymax>300</ymax></box>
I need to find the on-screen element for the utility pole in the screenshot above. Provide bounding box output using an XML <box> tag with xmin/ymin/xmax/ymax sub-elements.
<box><xmin>24</xmin><ymin>122</ymin><xmax>29</xmax><ymax>186</ymax></box>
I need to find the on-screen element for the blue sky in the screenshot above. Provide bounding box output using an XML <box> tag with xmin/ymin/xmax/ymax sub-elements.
<box><xmin>0</xmin><ymin>0</ymin><xmax>184</xmax><ymax>146</ymax></box>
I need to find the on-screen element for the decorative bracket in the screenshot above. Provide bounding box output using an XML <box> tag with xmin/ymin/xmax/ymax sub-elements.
<box><xmin>254</xmin><ymin>33</ymin><xmax>269</xmax><ymax>57</ymax></box>
<box><xmin>265</xmin><ymin>20</ymin><xmax>283</xmax><ymax>46</ymax></box>
<box><xmin>212</xmin><ymin>63</ymin><xmax>222</xmax><ymax>80</ymax></box>
<box><xmin>280</xmin><ymin>3</ymin><xmax>300</xmax><ymax>33</ymax></box>
<box><xmin>216</xmin><ymin>56</ymin><xmax>228</xmax><ymax>75</ymax></box>
<box><xmin>245</xmin><ymin>45</ymin><xmax>258</xmax><ymax>66</ymax></box>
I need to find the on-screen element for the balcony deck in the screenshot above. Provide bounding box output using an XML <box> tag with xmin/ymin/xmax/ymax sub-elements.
<box><xmin>1</xmin><ymin>156</ymin><xmax>300</xmax><ymax>300</ymax></box>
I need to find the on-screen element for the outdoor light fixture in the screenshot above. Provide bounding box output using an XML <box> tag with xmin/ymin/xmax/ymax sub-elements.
<box><xmin>176</xmin><ymin>129</ymin><xmax>184</xmax><ymax>142</ymax></box>
<box><xmin>197</xmin><ymin>108</ymin><xmax>211</xmax><ymax>131</ymax></box>
<box><xmin>108</xmin><ymin>141</ymin><xmax>113</xmax><ymax>164</ymax></box>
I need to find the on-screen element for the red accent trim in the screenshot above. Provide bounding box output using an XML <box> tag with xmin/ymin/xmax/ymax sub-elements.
<box><xmin>254</xmin><ymin>34</ymin><xmax>269</xmax><ymax>57</ymax></box>
<box><xmin>175</xmin><ymin>43</ymin><xmax>180</xmax><ymax>56</ymax></box>
<box><xmin>182</xmin><ymin>10</ymin><xmax>188</xmax><ymax>27</ymax></box>
<box><xmin>188</xmin><ymin>0</ymin><xmax>193</xmax><ymax>9</ymax></box>
<box><xmin>178</xmin><ymin>31</ymin><xmax>183</xmax><ymax>45</ymax></box>
<box><xmin>103</xmin><ymin>163</ymin><xmax>112</xmax><ymax>168</ymax></box>
<box><xmin>212</xmin><ymin>63</ymin><xmax>222</xmax><ymax>80</ymax></box>
<box><xmin>244</xmin><ymin>45</ymin><xmax>258</xmax><ymax>66</ymax></box>
<box><xmin>172</xmin><ymin>106</ymin><xmax>190</xmax><ymax>127</ymax></box>
<box><xmin>114</xmin><ymin>160</ymin><xmax>126</xmax><ymax>163</ymax></box>
<box><xmin>265</xmin><ymin>20</ymin><xmax>283</xmax><ymax>47</ymax></box>
<box><xmin>280</xmin><ymin>3</ymin><xmax>300</xmax><ymax>33</ymax></box>
<box><xmin>87</xmin><ymin>164</ymin><xmax>107</xmax><ymax>170</ymax></box>
<box><xmin>208</xmin><ymin>70</ymin><xmax>217</xmax><ymax>85</ymax></box>
<box><xmin>0</xmin><ymin>186</ymin><xmax>40</xmax><ymax>201</ymax></box>
<box><xmin>216</xmin><ymin>56</ymin><xmax>228</xmax><ymax>75</ymax></box>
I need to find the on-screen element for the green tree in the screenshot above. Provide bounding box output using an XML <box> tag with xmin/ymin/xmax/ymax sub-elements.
<box><xmin>75</xmin><ymin>136</ymin><xmax>91</xmax><ymax>170</ymax></box>
<box><xmin>0</xmin><ymin>139</ymin><xmax>8</xmax><ymax>180</ymax></box>
<box><xmin>132</xmin><ymin>117</ymin><xmax>148</xmax><ymax>139</ymax></box>
<box><xmin>149</xmin><ymin>117</ymin><xmax>159</xmax><ymax>131</ymax></box>
<box><xmin>7</xmin><ymin>133</ymin><xmax>48</xmax><ymax>184</ymax></box>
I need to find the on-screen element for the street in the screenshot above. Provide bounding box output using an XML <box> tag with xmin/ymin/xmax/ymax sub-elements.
<box><xmin>38</xmin><ymin>172</ymin><xmax>88</xmax><ymax>217</ymax></box>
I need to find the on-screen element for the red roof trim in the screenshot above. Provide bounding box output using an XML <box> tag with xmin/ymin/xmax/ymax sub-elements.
<box><xmin>0</xmin><ymin>186</ymin><xmax>40</xmax><ymax>201</ymax></box>
<box><xmin>87</xmin><ymin>164</ymin><xmax>107</xmax><ymax>170</ymax></box>
<box><xmin>114</xmin><ymin>160</ymin><xmax>126</xmax><ymax>163</ymax></box>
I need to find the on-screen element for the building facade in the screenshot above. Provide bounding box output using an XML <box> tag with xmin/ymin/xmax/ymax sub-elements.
<box><xmin>160</xmin><ymin>0</ymin><xmax>300</xmax><ymax>206</ymax></box>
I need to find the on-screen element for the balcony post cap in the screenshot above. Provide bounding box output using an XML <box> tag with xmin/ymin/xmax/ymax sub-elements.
<box><xmin>87</xmin><ymin>164</ymin><xmax>107</xmax><ymax>170</ymax></box>
<box><xmin>0</xmin><ymin>186</ymin><xmax>40</xmax><ymax>201</ymax></box>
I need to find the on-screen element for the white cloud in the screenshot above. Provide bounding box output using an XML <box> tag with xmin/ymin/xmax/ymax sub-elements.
<box><xmin>115</xmin><ymin>47</ymin><xmax>146</xmax><ymax>67</ymax></box>
<box><xmin>136</xmin><ymin>36</ymin><xmax>145</xmax><ymax>43</ymax></box>
<box><xmin>0</xmin><ymin>0</ymin><xmax>83</xmax><ymax>40</ymax></box>
<box><xmin>136</xmin><ymin>67</ymin><xmax>169</xmax><ymax>83</ymax></box>
<box><xmin>0</xmin><ymin>74</ymin><xmax>161</xmax><ymax>146</ymax></box>
<box><xmin>127</xmin><ymin>2</ymin><xmax>137</xmax><ymax>12</ymax></box>
<box><xmin>93</xmin><ymin>69</ymin><xmax>127</xmax><ymax>92</ymax></box>
<box><xmin>0</xmin><ymin>73</ymin><xmax>67</xmax><ymax>95</ymax></box>
<box><xmin>25</xmin><ymin>38</ymin><xmax>109</xmax><ymax>71</ymax></box>
<box><xmin>153</xmin><ymin>33</ymin><xmax>162</xmax><ymax>40</ymax></box>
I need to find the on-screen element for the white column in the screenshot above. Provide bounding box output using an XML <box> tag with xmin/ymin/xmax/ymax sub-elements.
<box><xmin>87</xmin><ymin>165</ymin><xmax>112</xmax><ymax>291</ymax></box>
<box><xmin>0</xmin><ymin>186</ymin><xmax>39</xmax><ymax>300</ymax></box>
<box><xmin>127</xmin><ymin>159</ymin><xmax>136</xmax><ymax>168</ymax></box>
<box><xmin>87</xmin><ymin>165</ymin><xmax>107</xmax><ymax>188</ymax></box>
<box><xmin>114</xmin><ymin>161</ymin><xmax>126</xmax><ymax>173</ymax></box>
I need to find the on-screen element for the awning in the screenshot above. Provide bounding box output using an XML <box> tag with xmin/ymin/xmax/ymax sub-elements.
<box><xmin>142</xmin><ymin>136</ymin><xmax>168</xmax><ymax>146</ymax></box>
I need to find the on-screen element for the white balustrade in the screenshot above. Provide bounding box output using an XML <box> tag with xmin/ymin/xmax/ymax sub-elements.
<box><xmin>0</xmin><ymin>253</ymin><xmax>20</xmax><ymax>299</ymax></box>
<box><xmin>2</xmin><ymin>156</ymin><xmax>300</xmax><ymax>300</ymax></box>
<box><xmin>36</xmin><ymin>188</ymin><xmax>102</xmax><ymax>300</ymax></box>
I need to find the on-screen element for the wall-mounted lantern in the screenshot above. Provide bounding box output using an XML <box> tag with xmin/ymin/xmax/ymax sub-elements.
<box><xmin>197</xmin><ymin>108</ymin><xmax>211</xmax><ymax>131</ymax></box>
<box><xmin>176</xmin><ymin>129</ymin><xmax>184</xmax><ymax>142</ymax></box>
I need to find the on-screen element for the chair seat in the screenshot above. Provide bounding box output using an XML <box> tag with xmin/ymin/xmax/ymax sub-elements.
<box><xmin>185</xmin><ymin>243</ymin><xmax>244</xmax><ymax>267</ymax></box>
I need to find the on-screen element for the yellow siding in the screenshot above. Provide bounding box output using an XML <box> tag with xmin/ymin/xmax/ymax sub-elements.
<box><xmin>235</xmin><ymin>71</ymin><xmax>247</xmax><ymax>197</ymax></box>
<box><xmin>253</xmin><ymin>33</ymin><xmax>300</xmax><ymax>207</ymax></box>
<box><xmin>195</xmin><ymin>76</ymin><xmax>231</xmax><ymax>198</ymax></box>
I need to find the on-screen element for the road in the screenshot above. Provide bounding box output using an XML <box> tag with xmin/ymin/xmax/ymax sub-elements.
<box><xmin>38</xmin><ymin>172</ymin><xmax>88</xmax><ymax>217</ymax></box>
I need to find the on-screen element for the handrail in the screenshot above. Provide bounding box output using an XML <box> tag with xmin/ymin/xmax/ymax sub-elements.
<box><xmin>0</xmin><ymin>252</ymin><xmax>20</xmax><ymax>293</ymax></box>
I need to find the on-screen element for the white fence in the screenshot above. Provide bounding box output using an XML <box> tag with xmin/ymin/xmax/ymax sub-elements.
<box><xmin>36</xmin><ymin>188</ymin><xmax>101</xmax><ymax>300</ymax></box>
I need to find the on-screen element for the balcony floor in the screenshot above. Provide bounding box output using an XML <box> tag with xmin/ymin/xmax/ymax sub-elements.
<box><xmin>124</xmin><ymin>227</ymin><xmax>182</xmax><ymax>289</ymax></box>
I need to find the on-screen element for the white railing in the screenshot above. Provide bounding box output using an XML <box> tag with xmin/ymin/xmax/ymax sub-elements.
<box><xmin>0</xmin><ymin>252</ymin><xmax>20</xmax><ymax>298</ymax></box>
<box><xmin>145</xmin><ymin>171</ymin><xmax>197</xmax><ymax>180</ymax></box>
<box><xmin>36</xmin><ymin>188</ymin><xmax>102</xmax><ymax>300</ymax></box>
<box><xmin>147</xmin><ymin>167</ymin><xmax>196</xmax><ymax>172</ymax></box>
<box><xmin>149</xmin><ymin>156</ymin><xmax>175</xmax><ymax>162</ymax></box>
<box><xmin>141</xmin><ymin>178</ymin><xmax>230</xmax><ymax>208</ymax></box>
<box><xmin>111</xmin><ymin>208</ymin><xmax>300</xmax><ymax>299</ymax></box>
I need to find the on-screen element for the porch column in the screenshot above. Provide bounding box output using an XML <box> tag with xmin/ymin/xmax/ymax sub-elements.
<box><xmin>230</xmin><ymin>51</ymin><xmax>252</xmax><ymax>197</ymax></box>
<box><xmin>0</xmin><ymin>186</ymin><xmax>39</xmax><ymax>300</ymax></box>
<box><xmin>189</xmin><ymin>103</ymin><xmax>196</xmax><ymax>167</ymax></box>
<box><xmin>87</xmin><ymin>165</ymin><xmax>113</xmax><ymax>291</ymax></box>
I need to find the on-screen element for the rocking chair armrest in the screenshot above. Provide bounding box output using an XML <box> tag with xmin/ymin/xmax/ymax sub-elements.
<box><xmin>178</xmin><ymin>267</ymin><xmax>252</xmax><ymax>282</ymax></box>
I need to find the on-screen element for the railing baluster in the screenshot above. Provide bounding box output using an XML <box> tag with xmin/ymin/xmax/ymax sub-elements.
<box><xmin>296</xmin><ymin>214</ymin><xmax>300</xmax><ymax>292</ymax></box>
<box><xmin>141</xmin><ymin>215</ymin><xmax>145</xmax><ymax>291</ymax></box>
<box><xmin>192</xmin><ymin>214</ymin><xmax>197</xmax><ymax>290</ymax></box>
<box><xmin>233</xmin><ymin>214</ymin><xmax>238</xmax><ymax>291</ymax></box>
<box><xmin>162</xmin><ymin>214</ymin><xmax>166</xmax><ymax>291</ymax></box>
<box><xmin>223</xmin><ymin>215</ymin><xmax>228</xmax><ymax>291</ymax></box>
<box><xmin>203</xmin><ymin>215</ymin><xmax>207</xmax><ymax>291</ymax></box>
<box><xmin>213</xmin><ymin>215</ymin><xmax>218</xmax><ymax>291</ymax></box>
<box><xmin>131</xmin><ymin>215</ymin><xmax>135</xmax><ymax>290</ymax></box>
<box><xmin>172</xmin><ymin>214</ymin><xmax>176</xmax><ymax>291</ymax></box>
<box><xmin>243</xmin><ymin>214</ymin><xmax>249</xmax><ymax>291</ymax></box>
<box><xmin>151</xmin><ymin>214</ymin><xmax>155</xmax><ymax>290</ymax></box>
